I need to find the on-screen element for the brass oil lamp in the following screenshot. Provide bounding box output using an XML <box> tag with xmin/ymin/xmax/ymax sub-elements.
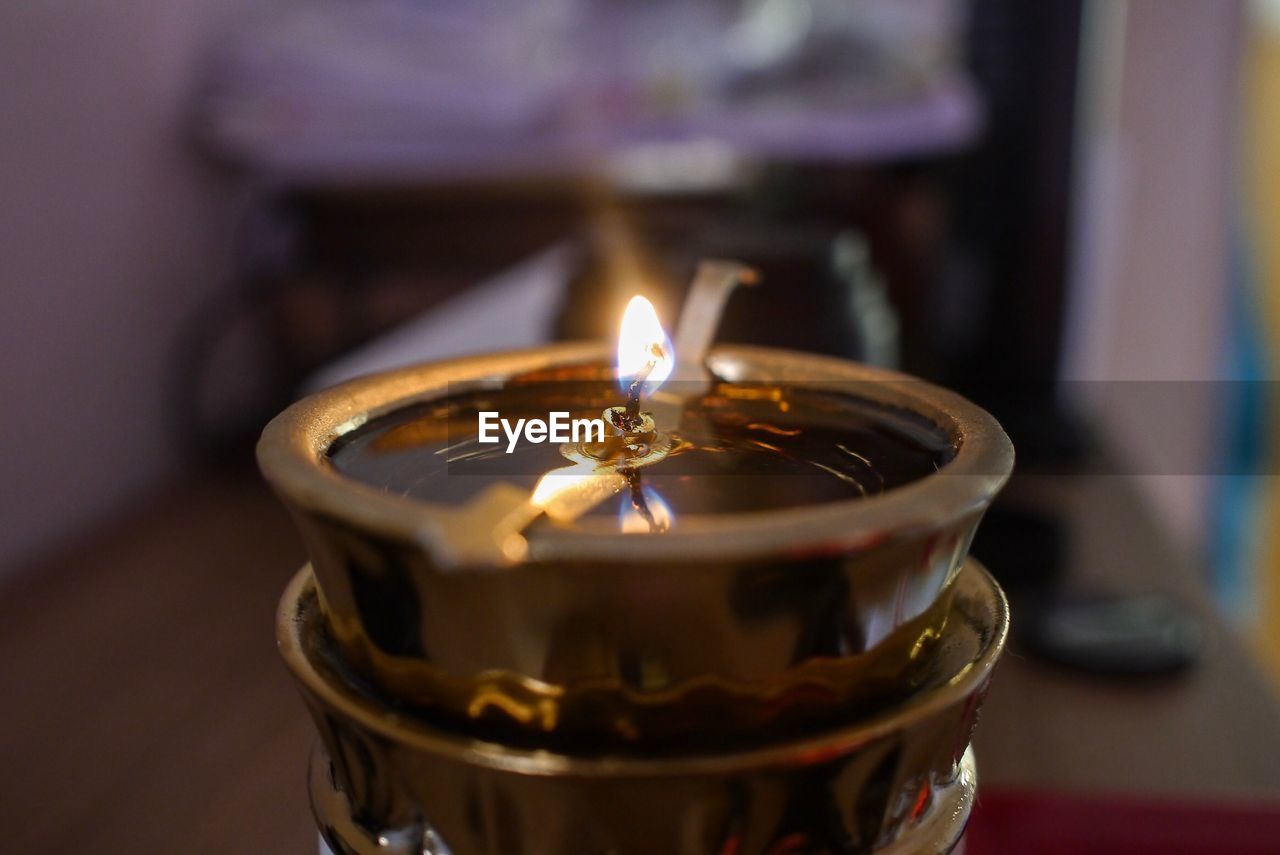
<box><xmin>260</xmin><ymin>261</ymin><xmax>1013</xmax><ymax>854</ymax></box>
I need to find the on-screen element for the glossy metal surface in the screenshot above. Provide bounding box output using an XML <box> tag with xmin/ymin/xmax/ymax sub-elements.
<box><xmin>311</xmin><ymin>743</ymin><xmax>977</xmax><ymax>855</ymax></box>
<box><xmin>259</xmin><ymin>344</ymin><xmax>1013</xmax><ymax>745</ymax></box>
<box><xmin>280</xmin><ymin>560</ymin><xmax>1007</xmax><ymax>855</ymax></box>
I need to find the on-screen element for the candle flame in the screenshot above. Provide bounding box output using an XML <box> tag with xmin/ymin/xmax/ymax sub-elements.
<box><xmin>616</xmin><ymin>295</ymin><xmax>674</xmax><ymax>393</ymax></box>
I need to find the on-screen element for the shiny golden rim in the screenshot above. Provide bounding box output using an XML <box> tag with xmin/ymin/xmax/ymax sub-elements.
<box><xmin>258</xmin><ymin>343</ymin><xmax>1014</xmax><ymax>565</ymax></box>
<box><xmin>277</xmin><ymin>560</ymin><xmax>1009</xmax><ymax>778</ymax></box>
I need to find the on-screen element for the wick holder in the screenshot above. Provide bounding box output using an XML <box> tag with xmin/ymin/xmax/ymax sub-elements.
<box><xmin>577</xmin><ymin>408</ymin><xmax>666</xmax><ymax>464</ymax></box>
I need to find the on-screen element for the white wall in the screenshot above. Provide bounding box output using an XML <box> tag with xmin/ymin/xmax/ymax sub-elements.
<box><xmin>0</xmin><ymin>2</ymin><xmax>252</xmax><ymax>575</ymax></box>
<box><xmin>1063</xmin><ymin>0</ymin><xmax>1242</xmax><ymax>550</ymax></box>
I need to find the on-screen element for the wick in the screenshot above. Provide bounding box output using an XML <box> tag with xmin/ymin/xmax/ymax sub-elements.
<box><xmin>622</xmin><ymin>360</ymin><xmax>655</xmax><ymax>427</ymax></box>
<box><xmin>618</xmin><ymin>342</ymin><xmax>663</xmax><ymax>431</ymax></box>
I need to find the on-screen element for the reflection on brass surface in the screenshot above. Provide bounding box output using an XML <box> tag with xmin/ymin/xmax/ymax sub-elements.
<box><xmin>280</xmin><ymin>560</ymin><xmax>1006</xmax><ymax>855</ymax></box>
<box><xmin>356</xmin><ymin>579</ymin><xmax>956</xmax><ymax>751</ymax></box>
<box><xmin>289</xmin><ymin>505</ymin><xmax>980</xmax><ymax>746</ymax></box>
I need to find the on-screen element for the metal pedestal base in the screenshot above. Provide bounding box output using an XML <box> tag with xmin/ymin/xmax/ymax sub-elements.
<box><xmin>314</xmin><ymin>743</ymin><xmax>977</xmax><ymax>855</ymax></box>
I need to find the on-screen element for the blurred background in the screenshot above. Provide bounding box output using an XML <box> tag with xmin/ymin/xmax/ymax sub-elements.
<box><xmin>3</xmin><ymin>0</ymin><xmax>1280</xmax><ymax>851</ymax></box>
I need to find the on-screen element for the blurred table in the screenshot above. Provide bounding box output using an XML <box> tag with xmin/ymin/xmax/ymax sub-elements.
<box><xmin>0</xmin><ymin>469</ymin><xmax>1277</xmax><ymax>854</ymax></box>
<box><xmin>974</xmin><ymin>474</ymin><xmax>1280</xmax><ymax>801</ymax></box>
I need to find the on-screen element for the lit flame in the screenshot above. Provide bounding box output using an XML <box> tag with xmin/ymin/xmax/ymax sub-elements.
<box><xmin>619</xmin><ymin>483</ymin><xmax>673</xmax><ymax>534</ymax></box>
<box><xmin>616</xmin><ymin>295</ymin><xmax>674</xmax><ymax>393</ymax></box>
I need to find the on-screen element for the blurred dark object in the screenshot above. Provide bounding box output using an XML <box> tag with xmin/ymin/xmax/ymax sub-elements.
<box><xmin>940</xmin><ymin>0</ymin><xmax>1086</xmax><ymax>469</ymax></box>
<box><xmin>947</xmin><ymin>0</ymin><xmax>1082</xmax><ymax>384</ymax></box>
<box><xmin>970</xmin><ymin>504</ymin><xmax>1068</xmax><ymax>597</ymax></box>
<box><xmin>167</xmin><ymin>184</ymin><xmax>582</xmax><ymax>457</ymax></box>
<box><xmin>972</xmin><ymin>385</ymin><xmax>1089</xmax><ymax>471</ymax></box>
<box><xmin>975</xmin><ymin>467</ymin><xmax>1211</xmax><ymax>678</ymax></box>
<box><xmin>974</xmin><ymin>494</ymin><xmax>1206</xmax><ymax>678</ymax></box>
<box><xmin>1022</xmin><ymin>592</ymin><xmax>1205</xmax><ymax>678</ymax></box>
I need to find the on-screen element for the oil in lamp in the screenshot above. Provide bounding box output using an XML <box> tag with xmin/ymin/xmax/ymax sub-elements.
<box><xmin>261</xmin><ymin>260</ymin><xmax>1013</xmax><ymax>853</ymax></box>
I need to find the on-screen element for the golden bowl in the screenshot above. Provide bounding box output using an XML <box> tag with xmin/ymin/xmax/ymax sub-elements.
<box><xmin>259</xmin><ymin>343</ymin><xmax>1012</xmax><ymax>746</ymax></box>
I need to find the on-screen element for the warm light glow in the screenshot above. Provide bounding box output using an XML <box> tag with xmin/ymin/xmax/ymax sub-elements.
<box><xmin>531</xmin><ymin>460</ymin><xmax>626</xmax><ymax>523</ymax></box>
<box><xmin>531</xmin><ymin>463</ymin><xmax>597</xmax><ymax>508</ymax></box>
<box><xmin>616</xmin><ymin>295</ymin><xmax>674</xmax><ymax>392</ymax></box>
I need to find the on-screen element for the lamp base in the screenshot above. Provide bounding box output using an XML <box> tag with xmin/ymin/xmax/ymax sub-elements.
<box><xmin>313</xmin><ymin>744</ymin><xmax>977</xmax><ymax>855</ymax></box>
<box><xmin>280</xmin><ymin>561</ymin><xmax>1006</xmax><ymax>855</ymax></box>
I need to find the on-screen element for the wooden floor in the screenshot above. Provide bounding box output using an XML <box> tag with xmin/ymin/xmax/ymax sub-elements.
<box><xmin>0</xmin><ymin>470</ymin><xmax>314</xmax><ymax>855</ymax></box>
<box><xmin>1</xmin><ymin>468</ymin><xmax>1278</xmax><ymax>854</ymax></box>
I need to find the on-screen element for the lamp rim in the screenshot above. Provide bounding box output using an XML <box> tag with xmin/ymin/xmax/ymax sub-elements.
<box><xmin>257</xmin><ymin>342</ymin><xmax>1014</xmax><ymax>567</ymax></box>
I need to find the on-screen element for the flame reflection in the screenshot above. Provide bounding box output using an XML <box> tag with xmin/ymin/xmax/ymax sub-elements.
<box><xmin>619</xmin><ymin>481</ymin><xmax>673</xmax><ymax>534</ymax></box>
<box><xmin>531</xmin><ymin>460</ymin><xmax>626</xmax><ymax>523</ymax></box>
